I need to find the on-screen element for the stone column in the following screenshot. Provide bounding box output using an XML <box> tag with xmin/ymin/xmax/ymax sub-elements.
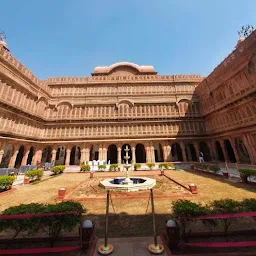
<box><xmin>242</xmin><ymin>134</ymin><xmax>256</xmax><ymax>164</ymax></box>
<box><xmin>146</xmin><ymin>146</ymin><xmax>151</xmax><ymax>163</ymax></box>
<box><xmin>193</xmin><ymin>141</ymin><xmax>200</xmax><ymax>160</ymax></box>
<box><xmin>180</xmin><ymin>142</ymin><xmax>187</xmax><ymax>162</ymax></box>
<box><xmin>80</xmin><ymin>148</ymin><xmax>86</xmax><ymax>164</ymax></box>
<box><xmin>103</xmin><ymin>147</ymin><xmax>107</xmax><ymax>162</ymax></box>
<box><xmin>207</xmin><ymin>140</ymin><xmax>216</xmax><ymax>161</ymax></box>
<box><xmin>219</xmin><ymin>140</ymin><xmax>228</xmax><ymax>162</ymax></box>
<box><xmin>21</xmin><ymin>146</ymin><xmax>30</xmax><ymax>166</ymax></box>
<box><xmin>37</xmin><ymin>150</ymin><xmax>43</xmax><ymax>164</ymax></box>
<box><xmin>230</xmin><ymin>138</ymin><xmax>240</xmax><ymax>163</ymax></box>
<box><xmin>167</xmin><ymin>145</ymin><xmax>172</xmax><ymax>162</ymax></box>
<box><xmin>65</xmin><ymin>148</ymin><xmax>71</xmax><ymax>166</ymax></box>
<box><xmin>162</xmin><ymin>144</ymin><xmax>167</xmax><ymax>162</ymax></box>
<box><xmin>151</xmin><ymin>145</ymin><xmax>155</xmax><ymax>163</ymax></box>
<box><xmin>117</xmin><ymin>146</ymin><xmax>122</xmax><ymax>164</ymax></box>
<box><xmin>51</xmin><ymin>149</ymin><xmax>57</xmax><ymax>166</ymax></box>
<box><xmin>85</xmin><ymin>148</ymin><xmax>90</xmax><ymax>162</ymax></box>
<box><xmin>99</xmin><ymin>147</ymin><xmax>103</xmax><ymax>161</ymax></box>
<box><xmin>8</xmin><ymin>145</ymin><xmax>20</xmax><ymax>168</ymax></box>
<box><xmin>0</xmin><ymin>149</ymin><xmax>4</xmax><ymax>164</ymax></box>
<box><xmin>131</xmin><ymin>146</ymin><xmax>136</xmax><ymax>164</ymax></box>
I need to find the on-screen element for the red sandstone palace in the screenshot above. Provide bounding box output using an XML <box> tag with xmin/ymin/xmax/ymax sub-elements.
<box><xmin>0</xmin><ymin>32</ymin><xmax>255</xmax><ymax>168</ymax></box>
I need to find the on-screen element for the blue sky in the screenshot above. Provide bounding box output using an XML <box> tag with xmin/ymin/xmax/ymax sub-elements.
<box><xmin>0</xmin><ymin>0</ymin><xmax>255</xmax><ymax>79</ymax></box>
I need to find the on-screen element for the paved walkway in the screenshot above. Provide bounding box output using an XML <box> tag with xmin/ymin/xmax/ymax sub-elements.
<box><xmin>93</xmin><ymin>237</ymin><xmax>166</xmax><ymax>256</ymax></box>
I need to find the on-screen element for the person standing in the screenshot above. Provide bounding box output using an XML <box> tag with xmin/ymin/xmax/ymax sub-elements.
<box><xmin>199</xmin><ymin>152</ymin><xmax>205</xmax><ymax>163</ymax></box>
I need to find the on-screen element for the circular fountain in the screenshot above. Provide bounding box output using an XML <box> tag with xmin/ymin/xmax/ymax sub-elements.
<box><xmin>99</xmin><ymin>145</ymin><xmax>156</xmax><ymax>192</ymax></box>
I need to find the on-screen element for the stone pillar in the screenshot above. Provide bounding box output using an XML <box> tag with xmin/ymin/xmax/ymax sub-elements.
<box><xmin>99</xmin><ymin>147</ymin><xmax>103</xmax><ymax>161</ymax></box>
<box><xmin>117</xmin><ymin>147</ymin><xmax>122</xmax><ymax>164</ymax></box>
<box><xmin>21</xmin><ymin>146</ymin><xmax>30</xmax><ymax>166</ymax></box>
<box><xmin>162</xmin><ymin>144</ymin><xmax>168</xmax><ymax>162</ymax></box>
<box><xmin>193</xmin><ymin>141</ymin><xmax>200</xmax><ymax>161</ymax></box>
<box><xmin>37</xmin><ymin>150</ymin><xmax>43</xmax><ymax>164</ymax></box>
<box><xmin>151</xmin><ymin>145</ymin><xmax>155</xmax><ymax>163</ymax></box>
<box><xmin>146</xmin><ymin>146</ymin><xmax>151</xmax><ymax>163</ymax></box>
<box><xmin>219</xmin><ymin>140</ymin><xmax>228</xmax><ymax>162</ymax></box>
<box><xmin>131</xmin><ymin>146</ymin><xmax>136</xmax><ymax>164</ymax></box>
<box><xmin>80</xmin><ymin>148</ymin><xmax>86</xmax><ymax>164</ymax></box>
<box><xmin>103</xmin><ymin>147</ymin><xmax>107</xmax><ymax>161</ymax></box>
<box><xmin>51</xmin><ymin>149</ymin><xmax>57</xmax><ymax>166</ymax></box>
<box><xmin>167</xmin><ymin>145</ymin><xmax>172</xmax><ymax>161</ymax></box>
<box><xmin>207</xmin><ymin>140</ymin><xmax>216</xmax><ymax>161</ymax></box>
<box><xmin>242</xmin><ymin>134</ymin><xmax>256</xmax><ymax>164</ymax></box>
<box><xmin>230</xmin><ymin>138</ymin><xmax>240</xmax><ymax>163</ymax></box>
<box><xmin>0</xmin><ymin>149</ymin><xmax>4</xmax><ymax>164</ymax></box>
<box><xmin>180</xmin><ymin>142</ymin><xmax>187</xmax><ymax>162</ymax></box>
<box><xmin>65</xmin><ymin>148</ymin><xmax>71</xmax><ymax>166</ymax></box>
<box><xmin>8</xmin><ymin>145</ymin><xmax>20</xmax><ymax>168</ymax></box>
<box><xmin>85</xmin><ymin>148</ymin><xmax>90</xmax><ymax>162</ymax></box>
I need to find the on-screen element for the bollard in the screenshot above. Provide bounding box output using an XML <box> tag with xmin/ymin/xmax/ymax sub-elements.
<box><xmin>58</xmin><ymin>188</ymin><xmax>66</xmax><ymax>197</ymax></box>
<box><xmin>80</xmin><ymin>220</ymin><xmax>95</xmax><ymax>252</ymax></box>
<box><xmin>165</xmin><ymin>220</ymin><xmax>180</xmax><ymax>249</ymax></box>
<box><xmin>189</xmin><ymin>183</ymin><xmax>197</xmax><ymax>194</ymax></box>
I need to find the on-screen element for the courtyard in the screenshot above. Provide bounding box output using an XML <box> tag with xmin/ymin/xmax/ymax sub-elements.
<box><xmin>0</xmin><ymin>168</ymin><xmax>255</xmax><ymax>238</ymax></box>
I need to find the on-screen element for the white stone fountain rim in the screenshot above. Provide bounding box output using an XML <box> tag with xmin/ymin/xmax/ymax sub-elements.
<box><xmin>100</xmin><ymin>176</ymin><xmax>156</xmax><ymax>192</ymax></box>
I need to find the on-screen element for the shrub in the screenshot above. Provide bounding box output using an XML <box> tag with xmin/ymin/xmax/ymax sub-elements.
<box><xmin>0</xmin><ymin>203</ymin><xmax>46</xmax><ymax>239</ymax></box>
<box><xmin>98</xmin><ymin>164</ymin><xmax>106</xmax><ymax>170</ymax></box>
<box><xmin>171</xmin><ymin>200</ymin><xmax>211</xmax><ymax>241</ymax></box>
<box><xmin>147</xmin><ymin>163</ymin><xmax>155</xmax><ymax>170</ymax></box>
<box><xmin>169</xmin><ymin>162</ymin><xmax>175</xmax><ymax>169</ymax></box>
<box><xmin>238</xmin><ymin>168</ymin><xmax>256</xmax><ymax>177</ymax></box>
<box><xmin>0</xmin><ymin>201</ymin><xmax>85</xmax><ymax>245</ymax></box>
<box><xmin>210</xmin><ymin>199</ymin><xmax>241</xmax><ymax>240</ymax></box>
<box><xmin>43</xmin><ymin>201</ymin><xmax>85</xmax><ymax>246</ymax></box>
<box><xmin>50</xmin><ymin>165</ymin><xmax>65</xmax><ymax>175</ymax></box>
<box><xmin>241</xmin><ymin>198</ymin><xmax>256</xmax><ymax>212</ymax></box>
<box><xmin>80</xmin><ymin>164</ymin><xmax>91</xmax><ymax>172</ymax></box>
<box><xmin>25</xmin><ymin>169</ymin><xmax>43</xmax><ymax>181</ymax></box>
<box><xmin>159</xmin><ymin>163</ymin><xmax>168</xmax><ymax>170</ymax></box>
<box><xmin>0</xmin><ymin>176</ymin><xmax>16</xmax><ymax>191</ymax></box>
<box><xmin>109</xmin><ymin>164</ymin><xmax>118</xmax><ymax>171</ymax></box>
<box><xmin>134</xmin><ymin>163</ymin><xmax>141</xmax><ymax>170</ymax></box>
<box><xmin>209</xmin><ymin>165</ymin><xmax>221</xmax><ymax>173</ymax></box>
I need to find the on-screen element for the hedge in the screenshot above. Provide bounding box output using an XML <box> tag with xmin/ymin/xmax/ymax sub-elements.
<box><xmin>194</xmin><ymin>163</ymin><xmax>220</xmax><ymax>173</ymax></box>
<box><xmin>109</xmin><ymin>164</ymin><xmax>118</xmax><ymax>171</ymax></box>
<box><xmin>134</xmin><ymin>163</ymin><xmax>141</xmax><ymax>170</ymax></box>
<box><xmin>98</xmin><ymin>164</ymin><xmax>106</xmax><ymax>170</ymax></box>
<box><xmin>147</xmin><ymin>163</ymin><xmax>155</xmax><ymax>170</ymax></box>
<box><xmin>80</xmin><ymin>164</ymin><xmax>91</xmax><ymax>172</ymax></box>
<box><xmin>238</xmin><ymin>168</ymin><xmax>256</xmax><ymax>177</ymax></box>
<box><xmin>0</xmin><ymin>201</ymin><xmax>85</xmax><ymax>245</ymax></box>
<box><xmin>0</xmin><ymin>176</ymin><xmax>16</xmax><ymax>191</ymax></box>
<box><xmin>25</xmin><ymin>170</ymin><xmax>43</xmax><ymax>181</ymax></box>
<box><xmin>50</xmin><ymin>165</ymin><xmax>65</xmax><ymax>175</ymax></box>
<box><xmin>159</xmin><ymin>163</ymin><xmax>175</xmax><ymax>170</ymax></box>
<box><xmin>171</xmin><ymin>198</ymin><xmax>256</xmax><ymax>241</ymax></box>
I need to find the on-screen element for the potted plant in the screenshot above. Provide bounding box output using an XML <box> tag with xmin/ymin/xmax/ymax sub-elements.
<box><xmin>209</xmin><ymin>165</ymin><xmax>221</xmax><ymax>174</ymax></box>
<box><xmin>134</xmin><ymin>163</ymin><xmax>141</xmax><ymax>171</ymax></box>
<box><xmin>98</xmin><ymin>164</ymin><xmax>106</xmax><ymax>171</ymax></box>
<box><xmin>109</xmin><ymin>164</ymin><xmax>118</xmax><ymax>172</ymax></box>
<box><xmin>147</xmin><ymin>163</ymin><xmax>155</xmax><ymax>170</ymax></box>
<box><xmin>238</xmin><ymin>168</ymin><xmax>256</xmax><ymax>183</ymax></box>
<box><xmin>159</xmin><ymin>163</ymin><xmax>168</xmax><ymax>175</ymax></box>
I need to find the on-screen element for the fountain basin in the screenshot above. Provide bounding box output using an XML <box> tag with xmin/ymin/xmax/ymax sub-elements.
<box><xmin>100</xmin><ymin>177</ymin><xmax>156</xmax><ymax>192</ymax></box>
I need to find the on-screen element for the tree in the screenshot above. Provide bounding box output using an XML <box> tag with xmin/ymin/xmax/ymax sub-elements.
<box><xmin>238</xmin><ymin>25</ymin><xmax>254</xmax><ymax>38</ymax></box>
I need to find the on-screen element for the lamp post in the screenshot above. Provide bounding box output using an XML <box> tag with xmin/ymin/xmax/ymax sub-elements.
<box><xmin>148</xmin><ymin>189</ymin><xmax>164</xmax><ymax>254</ymax></box>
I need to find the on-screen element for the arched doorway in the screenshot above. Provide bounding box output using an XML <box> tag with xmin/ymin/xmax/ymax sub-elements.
<box><xmin>15</xmin><ymin>145</ymin><xmax>24</xmax><ymax>168</ymax></box>
<box><xmin>42</xmin><ymin>147</ymin><xmax>52</xmax><ymax>163</ymax></box>
<box><xmin>171</xmin><ymin>143</ymin><xmax>183</xmax><ymax>161</ymax></box>
<box><xmin>185</xmin><ymin>144</ymin><xmax>197</xmax><ymax>161</ymax></box>
<box><xmin>199</xmin><ymin>142</ymin><xmax>211</xmax><ymax>161</ymax></box>
<box><xmin>224</xmin><ymin>139</ymin><xmax>236</xmax><ymax>163</ymax></box>
<box><xmin>27</xmin><ymin>147</ymin><xmax>34</xmax><ymax>165</ymax></box>
<box><xmin>215</xmin><ymin>141</ymin><xmax>225</xmax><ymax>162</ymax></box>
<box><xmin>70</xmin><ymin>146</ymin><xmax>76</xmax><ymax>165</ymax></box>
<box><xmin>107</xmin><ymin>144</ymin><xmax>117</xmax><ymax>164</ymax></box>
<box><xmin>235</xmin><ymin>138</ymin><xmax>250</xmax><ymax>163</ymax></box>
<box><xmin>154</xmin><ymin>143</ymin><xmax>164</xmax><ymax>162</ymax></box>
<box><xmin>56</xmin><ymin>146</ymin><xmax>66</xmax><ymax>165</ymax></box>
<box><xmin>136</xmin><ymin>144</ymin><xmax>146</xmax><ymax>163</ymax></box>
<box><xmin>121</xmin><ymin>144</ymin><xmax>132</xmax><ymax>164</ymax></box>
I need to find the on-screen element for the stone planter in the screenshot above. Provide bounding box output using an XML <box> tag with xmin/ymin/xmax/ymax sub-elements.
<box><xmin>58</xmin><ymin>188</ymin><xmax>66</xmax><ymax>197</ymax></box>
<box><xmin>24</xmin><ymin>176</ymin><xmax>30</xmax><ymax>184</ymax></box>
<box><xmin>189</xmin><ymin>184</ymin><xmax>197</xmax><ymax>194</ymax></box>
<box><xmin>222</xmin><ymin>172</ymin><xmax>229</xmax><ymax>179</ymax></box>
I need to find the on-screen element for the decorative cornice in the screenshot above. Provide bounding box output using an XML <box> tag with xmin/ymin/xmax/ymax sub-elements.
<box><xmin>46</xmin><ymin>74</ymin><xmax>203</xmax><ymax>85</ymax></box>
